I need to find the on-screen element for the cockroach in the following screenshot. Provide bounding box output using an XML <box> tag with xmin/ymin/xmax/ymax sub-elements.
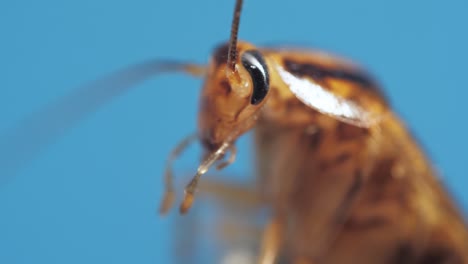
<box><xmin>1</xmin><ymin>0</ymin><xmax>467</xmax><ymax>263</ymax></box>
<box><xmin>158</xmin><ymin>0</ymin><xmax>468</xmax><ymax>263</ymax></box>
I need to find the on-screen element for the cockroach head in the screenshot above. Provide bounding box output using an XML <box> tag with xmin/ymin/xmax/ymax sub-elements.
<box><xmin>197</xmin><ymin>42</ymin><xmax>270</xmax><ymax>151</ymax></box>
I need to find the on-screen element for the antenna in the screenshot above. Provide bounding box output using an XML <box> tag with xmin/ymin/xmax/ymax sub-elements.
<box><xmin>226</xmin><ymin>0</ymin><xmax>243</xmax><ymax>72</ymax></box>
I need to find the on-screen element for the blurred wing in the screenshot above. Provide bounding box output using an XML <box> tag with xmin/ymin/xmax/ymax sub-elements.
<box><xmin>321</xmin><ymin>116</ymin><xmax>468</xmax><ymax>263</ymax></box>
<box><xmin>0</xmin><ymin>61</ymin><xmax>205</xmax><ymax>184</ymax></box>
<box><xmin>376</xmin><ymin>118</ymin><xmax>468</xmax><ymax>263</ymax></box>
<box><xmin>263</xmin><ymin>48</ymin><xmax>388</xmax><ymax>128</ymax></box>
<box><xmin>171</xmin><ymin>177</ymin><xmax>263</xmax><ymax>264</ymax></box>
<box><xmin>260</xmin><ymin>47</ymin><xmax>468</xmax><ymax>262</ymax></box>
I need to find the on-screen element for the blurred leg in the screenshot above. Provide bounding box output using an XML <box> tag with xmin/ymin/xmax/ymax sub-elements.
<box><xmin>258</xmin><ymin>217</ymin><xmax>283</xmax><ymax>264</ymax></box>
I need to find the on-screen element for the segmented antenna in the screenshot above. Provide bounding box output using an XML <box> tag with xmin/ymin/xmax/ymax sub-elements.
<box><xmin>226</xmin><ymin>0</ymin><xmax>243</xmax><ymax>72</ymax></box>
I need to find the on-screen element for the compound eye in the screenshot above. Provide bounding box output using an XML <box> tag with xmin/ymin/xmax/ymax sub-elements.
<box><xmin>241</xmin><ymin>50</ymin><xmax>270</xmax><ymax>105</ymax></box>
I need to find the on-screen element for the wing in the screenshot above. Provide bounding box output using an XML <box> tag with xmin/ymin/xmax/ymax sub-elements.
<box><xmin>261</xmin><ymin>48</ymin><xmax>388</xmax><ymax>128</ymax></box>
<box><xmin>253</xmin><ymin>112</ymin><xmax>468</xmax><ymax>264</ymax></box>
<box><xmin>254</xmin><ymin>47</ymin><xmax>468</xmax><ymax>263</ymax></box>
<box><xmin>365</xmin><ymin>114</ymin><xmax>468</xmax><ymax>263</ymax></box>
<box><xmin>0</xmin><ymin>61</ymin><xmax>205</xmax><ymax>184</ymax></box>
<box><xmin>309</xmin><ymin>113</ymin><xmax>468</xmax><ymax>263</ymax></box>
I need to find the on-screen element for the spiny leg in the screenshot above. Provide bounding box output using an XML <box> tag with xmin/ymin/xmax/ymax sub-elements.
<box><xmin>216</xmin><ymin>144</ymin><xmax>237</xmax><ymax>171</ymax></box>
<box><xmin>159</xmin><ymin>133</ymin><xmax>198</xmax><ymax>214</ymax></box>
<box><xmin>180</xmin><ymin>142</ymin><xmax>231</xmax><ymax>213</ymax></box>
<box><xmin>160</xmin><ymin>138</ymin><xmax>238</xmax><ymax>214</ymax></box>
<box><xmin>258</xmin><ymin>217</ymin><xmax>283</xmax><ymax>264</ymax></box>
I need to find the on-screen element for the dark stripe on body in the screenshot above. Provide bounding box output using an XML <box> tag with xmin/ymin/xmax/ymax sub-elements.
<box><xmin>336</xmin><ymin>122</ymin><xmax>369</xmax><ymax>142</ymax></box>
<box><xmin>283</xmin><ymin>58</ymin><xmax>386</xmax><ymax>101</ymax></box>
<box><xmin>302</xmin><ymin>126</ymin><xmax>322</xmax><ymax>150</ymax></box>
<box><xmin>344</xmin><ymin>216</ymin><xmax>389</xmax><ymax>230</ymax></box>
<box><xmin>212</xmin><ymin>43</ymin><xmax>230</xmax><ymax>66</ymax></box>
<box><xmin>418</xmin><ymin>247</ymin><xmax>463</xmax><ymax>264</ymax></box>
<box><xmin>333</xmin><ymin>171</ymin><xmax>364</xmax><ymax>225</ymax></box>
<box><xmin>283</xmin><ymin>58</ymin><xmax>376</xmax><ymax>87</ymax></box>
<box><xmin>390</xmin><ymin>243</ymin><xmax>416</xmax><ymax>264</ymax></box>
<box><xmin>389</xmin><ymin>244</ymin><xmax>463</xmax><ymax>264</ymax></box>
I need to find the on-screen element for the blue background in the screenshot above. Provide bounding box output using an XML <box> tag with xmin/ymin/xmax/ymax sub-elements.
<box><xmin>1</xmin><ymin>0</ymin><xmax>467</xmax><ymax>263</ymax></box>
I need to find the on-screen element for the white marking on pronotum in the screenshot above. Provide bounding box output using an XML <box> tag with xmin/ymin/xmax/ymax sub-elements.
<box><xmin>276</xmin><ymin>65</ymin><xmax>380</xmax><ymax>127</ymax></box>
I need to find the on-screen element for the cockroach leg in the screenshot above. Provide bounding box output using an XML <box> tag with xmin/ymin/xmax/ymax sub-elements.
<box><xmin>258</xmin><ymin>217</ymin><xmax>283</xmax><ymax>264</ymax></box>
<box><xmin>196</xmin><ymin>178</ymin><xmax>262</xmax><ymax>262</ymax></box>
<box><xmin>216</xmin><ymin>144</ymin><xmax>238</xmax><ymax>170</ymax></box>
<box><xmin>180</xmin><ymin>142</ymin><xmax>231</xmax><ymax>214</ymax></box>
<box><xmin>159</xmin><ymin>133</ymin><xmax>198</xmax><ymax>215</ymax></box>
<box><xmin>198</xmin><ymin>178</ymin><xmax>260</xmax><ymax>208</ymax></box>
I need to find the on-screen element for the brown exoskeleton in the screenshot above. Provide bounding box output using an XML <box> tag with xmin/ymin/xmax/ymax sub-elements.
<box><xmin>159</xmin><ymin>0</ymin><xmax>468</xmax><ymax>263</ymax></box>
<box><xmin>0</xmin><ymin>0</ymin><xmax>466</xmax><ymax>263</ymax></box>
